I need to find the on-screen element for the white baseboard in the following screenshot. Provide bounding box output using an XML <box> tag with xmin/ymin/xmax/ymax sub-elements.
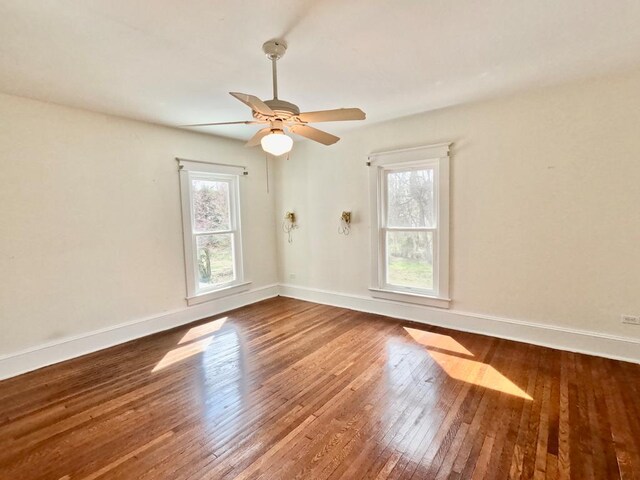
<box><xmin>2</xmin><ymin>282</ymin><xmax>638</xmax><ymax>381</ymax></box>
<box><xmin>279</xmin><ymin>284</ymin><xmax>640</xmax><ymax>364</ymax></box>
<box><xmin>0</xmin><ymin>284</ymin><xmax>279</xmax><ymax>380</ymax></box>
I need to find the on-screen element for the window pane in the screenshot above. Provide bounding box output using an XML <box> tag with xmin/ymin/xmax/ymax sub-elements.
<box><xmin>386</xmin><ymin>231</ymin><xmax>433</xmax><ymax>290</ymax></box>
<box><xmin>192</xmin><ymin>179</ymin><xmax>230</xmax><ymax>232</ymax></box>
<box><xmin>386</xmin><ymin>169</ymin><xmax>435</xmax><ymax>228</ymax></box>
<box><xmin>196</xmin><ymin>233</ymin><xmax>235</xmax><ymax>288</ymax></box>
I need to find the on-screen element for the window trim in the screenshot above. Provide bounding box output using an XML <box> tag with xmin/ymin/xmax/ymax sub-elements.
<box><xmin>178</xmin><ymin>159</ymin><xmax>249</xmax><ymax>306</ymax></box>
<box><xmin>368</xmin><ymin>143</ymin><xmax>451</xmax><ymax>308</ymax></box>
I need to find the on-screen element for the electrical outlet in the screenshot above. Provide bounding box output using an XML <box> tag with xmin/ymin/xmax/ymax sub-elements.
<box><xmin>621</xmin><ymin>315</ymin><xmax>640</xmax><ymax>325</ymax></box>
<box><xmin>289</xmin><ymin>273</ymin><xmax>297</xmax><ymax>280</ymax></box>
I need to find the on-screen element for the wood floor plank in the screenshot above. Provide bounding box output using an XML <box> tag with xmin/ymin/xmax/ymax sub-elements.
<box><xmin>1</xmin><ymin>297</ymin><xmax>638</xmax><ymax>479</ymax></box>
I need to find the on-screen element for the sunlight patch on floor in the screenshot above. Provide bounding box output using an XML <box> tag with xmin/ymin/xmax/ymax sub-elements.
<box><xmin>179</xmin><ymin>317</ymin><xmax>228</xmax><ymax>344</ymax></box>
<box><xmin>153</xmin><ymin>337</ymin><xmax>213</xmax><ymax>372</ymax></box>
<box><xmin>153</xmin><ymin>317</ymin><xmax>229</xmax><ymax>372</ymax></box>
<box><xmin>403</xmin><ymin>328</ymin><xmax>532</xmax><ymax>400</ymax></box>
<box><xmin>428</xmin><ymin>350</ymin><xmax>532</xmax><ymax>400</ymax></box>
<box><xmin>403</xmin><ymin>328</ymin><xmax>473</xmax><ymax>356</ymax></box>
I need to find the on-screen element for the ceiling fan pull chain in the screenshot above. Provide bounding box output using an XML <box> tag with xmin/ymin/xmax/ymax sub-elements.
<box><xmin>265</xmin><ymin>153</ymin><xmax>270</xmax><ymax>193</ymax></box>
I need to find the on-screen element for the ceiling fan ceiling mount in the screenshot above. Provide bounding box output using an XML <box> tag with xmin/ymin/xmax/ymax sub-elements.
<box><xmin>262</xmin><ymin>40</ymin><xmax>287</xmax><ymax>61</ymax></box>
<box><xmin>182</xmin><ymin>39</ymin><xmax>366</xmax><ymax>156</ymax></box>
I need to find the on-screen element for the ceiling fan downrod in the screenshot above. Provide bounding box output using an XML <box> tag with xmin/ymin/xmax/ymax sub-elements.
<box><xmin>263</xmin><ymin>40</ymin><xmax>287</xmax><ymax>101</ymax></box>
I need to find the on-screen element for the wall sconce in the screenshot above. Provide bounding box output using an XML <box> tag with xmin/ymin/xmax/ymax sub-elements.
<box><xmin>339</xmin><ymin>211</ymin><xmax>352</xmax><ymax>236</ymax></box>
<box><xmin>283</xmin><ymin>211</ymin><xmax>297</xmax><ymax>243</ymax></box>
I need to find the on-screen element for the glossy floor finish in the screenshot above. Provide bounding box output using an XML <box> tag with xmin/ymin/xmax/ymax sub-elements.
<box><xmin>1</xmin><ymin>298</ymin><xmax>639</xmax><ymax>479</ymax></box>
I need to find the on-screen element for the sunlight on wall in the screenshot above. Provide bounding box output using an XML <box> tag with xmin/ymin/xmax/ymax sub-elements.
<box><xmin>403</xmin><ymin>328</ymin><xmax>532</xmax><ymax>400</ymax></box>
<box><xmin>152</xmin><ymin>317</ymin><xmax>228</xmax><ymax>372</ymax></box>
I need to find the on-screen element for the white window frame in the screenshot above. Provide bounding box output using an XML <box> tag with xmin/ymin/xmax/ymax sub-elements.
<box><xmin>368</xmin><ymin>143</ymin><xmax>451</xmax><ymax>309</ymax></box>
<box><xmin>178</xmin><ymin>159</ymin><xmax>250</xmax><ymax>306</ymax></box>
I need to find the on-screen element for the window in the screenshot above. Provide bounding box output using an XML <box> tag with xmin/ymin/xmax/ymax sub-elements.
<box><xmin>178</xmin><ymin>159</ymin><xmax>249</xmax><ymax>305</ymax></box>
<box><xmin>369</xmin><ymin>144</ymin><xmax>450</xmax><ymax>308</ymax></box>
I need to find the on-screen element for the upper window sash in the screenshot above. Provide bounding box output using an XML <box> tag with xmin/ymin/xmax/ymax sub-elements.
<box><xmin>188</xmin><ymin>173</ymin><xmax>238</xmax><ymax>235</ymax></box>
<box><xmin>187</xmin><ymin>176</ymin><xmax>238</xmax><ymax>235</ymax></box>
<box><xmin>382</xmin><ymin>164</ymin><xmax>439</xmax><ymax>231</ymax></box>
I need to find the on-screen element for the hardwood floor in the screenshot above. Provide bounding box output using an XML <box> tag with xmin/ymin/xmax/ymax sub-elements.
<box><xmin>1</xmin><ymin>297</ymin><xmax>639</xmax><ymax>479</ymax></box>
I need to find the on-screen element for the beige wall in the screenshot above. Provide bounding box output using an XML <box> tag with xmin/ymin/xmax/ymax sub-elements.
<box><xmin>2</xmin><ymin>68</ymin><xmax>639</xmax><ymax>360</ymax></box>
<box><xmin>274</xmin><ymin>69</ymin><xmax>640</xmax><ymax>339</ymax></box>
<box><xmin>0</xmin><ymin>93</ymin><xmax>277</xmax><ymax>355</ymax></box>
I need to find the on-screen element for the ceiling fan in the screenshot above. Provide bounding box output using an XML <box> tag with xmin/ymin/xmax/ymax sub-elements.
<box><xmin>182</xmin><ymin>40</ymin><xmax>366</xmax><ymax>156</ymax></box>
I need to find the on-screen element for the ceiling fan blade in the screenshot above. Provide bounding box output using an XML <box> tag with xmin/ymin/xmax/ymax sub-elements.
<box><xmin>230</xmin><ymin>92</ymin><xmax>275</xmax><ymax>116</ymax></box>
<box><xmin>289</xmin><ymin>124</ymin><xmax>340</xmax><ymax>145</ymax></box>
<box><xmin>181</xmin><ymin>120</ymin><xmax>264</xmax><ymax>127</ymax></box>
<box><xmin>245</xmin><ymin>127</ymin><xmax>272</xmax><ymax>147</ymax></box>
<box><xmin>297</xmin><ymin>108</ymin><xmax>365</xmax><ymax>123</ymax></box>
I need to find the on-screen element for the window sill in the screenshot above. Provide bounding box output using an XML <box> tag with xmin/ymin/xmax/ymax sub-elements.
<box><xmin>187</xmin><ymin>281</ymin><xmax>252</xmax><ymax>306</ymax></box>
<box><xmin>369</xmin><ymin>288</ymin><xmax>451</xmax><ymax>309</ymax></box>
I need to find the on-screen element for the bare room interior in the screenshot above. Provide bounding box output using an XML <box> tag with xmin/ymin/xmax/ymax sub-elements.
<box><xmin>1</xmin><ymin>1</ymin><xmax>639</xmax><ymax>479</ymax></box>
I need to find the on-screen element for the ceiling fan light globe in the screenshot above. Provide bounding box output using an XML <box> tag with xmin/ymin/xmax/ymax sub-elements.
<box><xmin>261</xmin><ymin>131</ymin><xmax>293</xmax><ymax>156</ymax></box>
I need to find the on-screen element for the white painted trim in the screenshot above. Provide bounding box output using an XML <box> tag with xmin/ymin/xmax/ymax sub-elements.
<box><xmin>369</xmin><ymin>143</ymin><xmax>451</xmax><ymax>301</ymax></box>
<box><xmin>0</xmin><ymin>284</ymin><xmax>279</xmax><ymax>380</ymax></box>
<box><xmin>177</xmin><ymin>158</ymin><xmax>246</xmax><ymax>175</ymax></box>
<box><xmin>368</xmin><ymin>143</ymin><xmax>451</xmax><ymax>163</ymax></box>
<box><xmin>369</xmin><ymin>288</ymin><xmax>451</xmax><ymax>308</ymax></box>
<box><xmin>2</xmin><ymin>282</ymin><xmax>638</xmax><ymax>381</ymax></box>
<box><xmin>187</xmin><ymin>281</ymin><xmax>251</xmax><ymax>306</ymax></box>
<box><xmin>279</xmin><ymin>284</ymin><xmax>640</xmax><ymax>365</ymax></box>
<box><xmin>179</xmin><ymin>167</ymin><xmax>246</xmax><ymax>300</ymax></box>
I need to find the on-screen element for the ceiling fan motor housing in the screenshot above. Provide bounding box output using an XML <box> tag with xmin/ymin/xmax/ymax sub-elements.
<box><xmin>254</xmin><ymin>99</ymin><xmax>300</xmax><ymax>121</ymax></box>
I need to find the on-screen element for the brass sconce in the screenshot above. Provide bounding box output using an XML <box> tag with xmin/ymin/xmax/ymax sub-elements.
<box><xmin>339</xmin><ymin>211</ymin><xmax>352</xmax><ymax>235</ymax></box>
<box><xmin>283</xmin><ymin>211</ymin><xmax>297</xmax><ymax>243</ymax></box>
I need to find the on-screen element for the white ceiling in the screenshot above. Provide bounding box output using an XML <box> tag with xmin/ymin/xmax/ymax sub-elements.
<box><xmin>2</xmin><ymin>0</ymin><xmax>640</xmax><ymax>140</ymax></box>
